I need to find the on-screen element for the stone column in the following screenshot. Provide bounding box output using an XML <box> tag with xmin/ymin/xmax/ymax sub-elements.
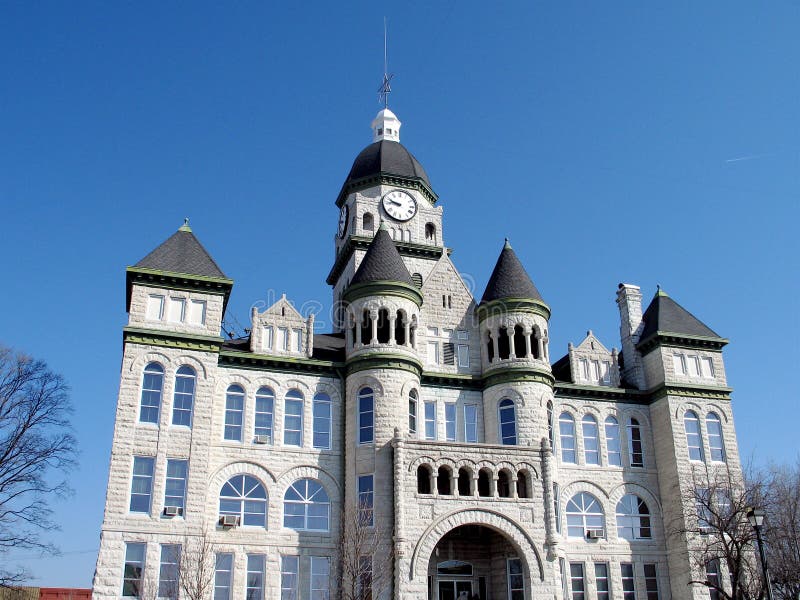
<box><xmin>491</xmin><ymin>327</ymin><xmax>499</xmax><ymax>361</ymax></box>
<box><xmin>511</xmin><ymin>475</ymin><xmax>519</xmax><ymax>499</ymax></box>
<box><xmin>370</xmin><ymin>310</ymin><xmax>379</xmax><ymax>345</ymax></box>
<box><xmin>404</xmin><ymin>320</ymin><xmax>411</xmax><ymax>347</ymax></box>
<box><xmin>355</xmin><ymin>313</ymin><xmax>362</xmax><ymax>346</ymax></box>
<box><xmin>524</xmin><ymin>326</ymin><xmax>532</xmax><ymax>359</ymax></box>
<box><xmin>491</xmin><ymin>475</ymin><xmax>499</xmax><ymax>498</ymax></box>
<box><xmin>472</xmin><ymin>474</ymin><xmax>479</xmax><ymax>498</ymax></box>
<box><xmin>389</xmin><ymin>314</ymin><xmax>397</xmax><ymax>344</ymax></box>
<box><xmin>508</xmin><ymin>326</ymin><xmax>516</xmax><ymax>359</ymax></box>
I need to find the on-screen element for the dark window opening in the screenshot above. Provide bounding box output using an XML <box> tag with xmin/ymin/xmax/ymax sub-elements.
<box><xmin>516</xmin><ymin>471</ymin><xmax>529</xmax><ymax>498</ymax></box>
<box><xmin>478</xmin><ymin>469</ymin><xmax>491</xmax><ymax>497</ymax></box>
<box><xmin>360</xmin><ymin>310</ymin><xmax>371</xmax><ymax>344</ymax></box>
<box><xmin>417</xmin><ymin>465</ymin><xmax>432</xmax><ymax>494</ymax></box>
<box><xmin>437</xmin><ymin>467</ymin><xmax>452</xmax><ymax>495</ymax></box>
<box><xmin>530</xmin><ymin>331</ymin><xmax>541</xmax><ymax>359</ymax></box>
<box><xmin>487</xmin><ymin>334</ymin><xmax>495</xmax><ymax>363</ymax></box>
<box><xmin>395</xmin><ymin>311</ymin><xmax>406</xmax><ymax>345</ymax></box>
<box><xmin>376</xmin><ymin>309</ymin><xmax>390</xmax><ymax>344</ymax></box>
<box><xmin>497</xmin><ymin>470</ymin><xmax>511</xmax><ymax>498</ymax></box>
<box><xmin>498</xmin><ymin>327</ymin><xmax>510</xmax><ymax>359</ymax></box>
<box><xmin>457</xmin><ymin>468</ymin><xmax>472</xmax><ymax>496</ymax></box>
<box><xmin>513</xmin><ymin>325</ymin><xmax>526</xmax><ymax>358</ymax></box>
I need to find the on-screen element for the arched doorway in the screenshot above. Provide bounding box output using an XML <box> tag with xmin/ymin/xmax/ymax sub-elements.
<box><xmin>426</xmin><ymin>525</ymin><xmax>528</xmax><ymax>600</ymax></box>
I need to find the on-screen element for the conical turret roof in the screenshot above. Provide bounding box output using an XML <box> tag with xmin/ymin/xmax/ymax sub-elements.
<box><xmin>639</xmin><ymin>289</ymin><xmax>720</xmax><ymax>341</ymax></box>
<box><xmin>480</xmin><ymin>240</ymin><xmax>543</xmax><ymax>304</ymax></box>
<box><xmin>351</xmin><ymin>225</ymin><xmax>413</xmax><ymax>286</ymax></box>
<box><xmin>135</xmin><ymin>220</ymin><xmax>227</xmax><ymax>279</ymax></box>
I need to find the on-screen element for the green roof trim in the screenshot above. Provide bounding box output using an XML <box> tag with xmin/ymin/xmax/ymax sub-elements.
<box><xmin>219</xmin><ymin>349</ymin><xmax>342</xmax><ymax>376</ymax></box>
<box><xmin>346</xmin><ymin>353</ymin><xmax>423</xmax><ymax>377</ymax></box>
<box><xmin>336</xmin><ymin>173</ymin><xmax>438</xmax><ymax>208</ymax></box>
<box><xmin>123</xmin><ymin>326</ymin><xmax>224</xmax><ymax>353</ymax></box>
<box><xmin>637</xmin><ymin>331</ymin><xmax>729</xmax><ymax>355</ymax></box>
<box><xmin>126</xmin><ymin>266</ymin><xmax>234</xmax><ymax>312</ymax></box>
<box><xmin>343</xmin><ymin>280</ymin><xmax>424</xmax><ymax>305</ymax></box>
<box><xmin>477</xmin><ymin>297</ymin><xmax>551</xmax><ymax>322</ymax></box>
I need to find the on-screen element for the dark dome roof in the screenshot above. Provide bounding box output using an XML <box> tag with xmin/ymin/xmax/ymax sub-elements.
<box><xmin>346</xmin><ymin>140</ymin><xmax>431</xmax><ymax>187</ymax></box>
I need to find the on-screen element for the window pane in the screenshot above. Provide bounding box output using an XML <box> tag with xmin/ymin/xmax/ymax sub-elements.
<box><xmin>159</xmin><ymin>544</ymin><xmax>181</xmax><ymax>599</ymax></box>
<box><xmin>224</xmin><ymin>385</ymin><xmax>245</xmax><ymax>441</ymax></box>
<box><xmin>499</xmin><ymin>400</ymin><xmax>517</xmax><ymax>445</ymax></box>
<box><xmin>445</xmin><ymin>404</ymin><xmax>456</xmax><ymax>441</ymax></box>
<box><xmin>621</xmin><ymin>563</ymin><xmax>636</xmax><ymax>600</ymax></box>
<box><xmin>164</xmin><ymin>459</ymin><xmax>188</xmax><ymax>510</ymax></box>
<box><xmin>140</xmin><ymin>363</ymin><xmax>164</xmax><ymax>424</ymax></box>
<box><xmin>122</xmin><ymin>542</ymin><xmax>146</xmax><ymax>597</ymax></box>
<box><xmin>130</xmin><ymin>457</ymin><xmax>154</xmax><ymax>513</ymax></box>
<box><xmin>313</xmin><ymin>394</ymin><xmax>331</xmax><ymax>449</ymax></box>
<box><xmin>559</xmin><ymin>413</ymin><xmax>576</xmax><ymax>463</ymax></box>
<box><xmin>569</xmin><ymin>563</ymin><xmax>585</xmax><ymax>600</ymax></box>
<box><xmin>628</xmin><ymin>418</ymin><xmax>644</xmax><ymax>467</ymax></box>
<box><xmin>707</xmin><ymin>413</ymin><xmax>725</xmax><ymax>462</ymax></box>
<box><xmin>644</xmin><ymin>564</ymin><xmax>659</xmax><ymax>600</ymax></box>
<box><xmin>594</xmin><ymin>564</ymin><xmax>610</xmax><ymax>600</ymax></box>
<box><xmin>255</xmin><ymin>388</ymin><xmax>274</xmax><ymax>443</ymax></box>
<box><xmin>311</xmin><ymin>556</ymin><xmax>330</xmax><ymax>600</ymax></box>
<box><xmin>246</xmin><ymin>555</ymin><xmax>265</xmax><ymax>600</ymax></box>
<box><xmin>214</xmin><ymin>553</ymin><xmax>233</xmax><ymax>600</ymax></box>
<box><xmin>172</xmin><ymin>366</ymin><xmax>196</xmax><ymax>427</ymax></box>
<box><xmin>358</xmin><ymin>388</ymin><xmax>374</xmax><ymax>444</ymax></box>
<box><xmin>358</xmin><ymin>474</ymin><xmax>374</xmax><ymax>527</ymax></box>
<box><xmin>464</xmin><ymin>405</ymin><xmax>478</xmax><ymax>443</ymax></box>
<box><xmin>684</xmin><ymin>411</ymin><xmax>704</xmax><ymax>461</ymax></box>
<box><xmin>582</xmin><ymin>416</ymin><xmax>599</xmax><ymax>465</ymax></box>
<box><xmin>424</xmin><ymin>401</ymin><xmax>436</xmax><ymax>440</ymax></box>
<box><xmin>284</xmin><ymin>394</ymin><xmax>303</xmax><ymax>447</ymax></box>
<box><xmin>605</xmin><ymin>417</ymin><xmax>621</xmax><ymax>466</ymax></box>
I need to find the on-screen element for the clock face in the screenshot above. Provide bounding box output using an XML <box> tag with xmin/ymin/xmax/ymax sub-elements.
<box><xmin>338</xmin><ymin>205</ymin><xmax>349</xmax><ymax>238</ymax></box>
<box><xmin>381</xmin><ymin>190</ymin><xmax>417</xmax><ymax>222</ymax></box>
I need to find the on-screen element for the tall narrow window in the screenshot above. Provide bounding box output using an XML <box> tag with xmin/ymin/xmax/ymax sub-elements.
<box><xmin>246</xmin><ymin>555</ymin><xmax>266</xmax><ymax>600</ymax></box>
<box><xmin>684</xmin><ymin>410</ymin><xmax>704</xmax><ymax>461</ymax></box>
<box><xmin>284</xmin><ymin>390</ymin><xmax>303</xmax><ymax>447</ymax></box>
<box><xmin>189</xmin><ymin>299</ymin><xmax>206</xmax><ymax>326</ymax></box>
<box><xmin>164</xmin><ymin>459</ymin><xmax>188</xmax><ymax>514</ymax></box>
<box><xmin>621</xmin><ymin>563</ymin><xmax>636</xmax><ymax>600</ymax></box>
<box><xmin>617</xmin><ymin>494</ymin><xmax>652</xmax><ymax>540</ymax></box>
<box><xmin>644</xmin><ymin>564</ymin><xmax>660</xmax><ymax>600</ymax></box>
<box><xmin>559</xmin><ymin>412</ymin><xmax>576</xmax><ymax>463</ymax></box>
<box><xmin>310</xmin><ymin>556</ymin><xmax>330</xmax><ymax>600</ymax></box>
<box><xmin>358</xmin><ymin>556</ymin><xmax>373</xmax><ymax>600</ymax></box>
<box><xmin>565</xmin><ymin>492</ymin><xmax>604</xmax><ymax>538</ymax></box>
<box><xmin>139</xmin><ymin>363</ymin><xmax>164</xmax><ymax>424</ymax></box>
<box><xmin>363</xmin><ymin>213</ymin><xmax>374</xmax><ymax>232</ymax></box>
<box><xmin>224</xmin><ymin>384</ymin><xmax>245</xmax><ymax>441</ymax></box>
<box><xmin>278</xmin><ymin>327</ymin><xmax>289</xmax><ymax>350</ymax></box>
<box><xmin>700</xmin><ymin>357</ymin><xmax>715</xmax><ymax>378</ymax></box>
<box><xmin>594</xmin><ymin>564</ymin><xmax>610</xmax><ymax>600</ymax></box>
<box><xmin>507</xmin><ymin>558</ymin><xmax>524</xmax><ymax>600</ymax></box>
<box><xmin>569</xmin><ymin>563</ymin><xmax>585</xmax><ymax>600</ymax></box>
<box><xmin>445</xmin><ymin>403</ymin><xmax>456</xmax><ymax>441</ymax></box>
<box><xmin>498</xmin><ymin>399</ymin><xmax>517</xmax><ymax>445</ymax></box>
<box><xmin>582</xmin><ymin>415</ymin><xmax>600</xmax><ymax>465</ymax></box>
<box><xmin>214</xmin><ymin>553</ymin><xmax>234</xmax><ymax>600</ymax></box>
<box><xmin>122</xmin><ymin>542</ymin><xmax>146</xmax><ymax>597</ymax></box>
<box><xmin>457</xmin><ymin>330</ymin><xmax>470</xmax><ymax>367</ymax></box>
<box><xmin>605</xmin><ymin>416</ymin><xmax>622</xmax><ymax>466</ymax></box>
<box><xmin>628</xmin><ymin>418</ymin><xmax>644</xmax><ymax>467</ymax></box>
<box><xmin>172</xmin><ymin>365</ymin><xmax>196</xmax><ymax>427</ymax></box>
<box><xmin>706</xmin><ymin>412</ymin><xmax>725</xmax><ymax>462</ymax></box>
<box><xmin>673</xmin><ymin>353</ymin><xmax>687</xmax><ymax>375</ymax></box>
<box><xmin>263</xmin><ymin>325</ymin><xmax>274</xmax><ymax>350</ymax></box>
<box><xmin>254</xmin><ymin>387</ymin><xmax>275</xmax><ymax>443</ymax></box>
<box><xmin>159</xmin><ymin>544</ymin><xmax>181</xmax><ymax>599</ymax></box>
<box><xmin>283</xmin><ymin>479</ymin><xmax>330</xmax><ymax>531</ymax></box>
<box><xmin>358</xmin><ymin>387</ymin><xmax>374</xmax><ymax>444</ymax></box>
<box><xmin>427</xmin><ymin>327</ymin><xmax>439</xmax><ymax>364</ymax></box>
<box><xmin>313</xmin><ymin>393</ymin><xmax>331</xmax><ymax>449</ymax></box>
<box><xmin>554</xmin><ymin>482</ymin><xmax>561</xmax><ymax>533</ymax></box>
<box><xmin>293</xmin><ymin>328</ymin><xmax>303</xmax><ymax>352</ymax></box>
<box><xmin>464</xmin><ymin>404</ymin><xmax>478</xmax><ymax>443</ymax></box>
<box><xmin>130</xmin><ymin>456</ymin><xmax>155</xmax><ymax>513</ymax></box>
<box><xmin>408</xmin><ymin>390</ymin><xmax>418</xmax><ymax>434</ymax></box>
<box><xmin>547</xmin><ymin>401</ymin><xmax>554</xmax><ymax>448</ymax></box>
<box><xmin>219</xmin><ymin>474</ymin><xmax>268</xmax><ymax>527</ymax></box>
<box><xmin>281</xmin><ymin>555</ymin><xmax>299</xmax><ymax>600</ymax></box>
<box><xmin>424</xmin><ymin>401</ymin><xmax>436</xmax><ymax>440</ymax></box>
<box><xmin>358</xmin><ymin>474</ymin><xmax>374</xmax><ymax>527</ymax></box>
<box><xmin>706</xmin><ymin>560</ymin><xmax>721</xmax><ymax>600</ymax></box>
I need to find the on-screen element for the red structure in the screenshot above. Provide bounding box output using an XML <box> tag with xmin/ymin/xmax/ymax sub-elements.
<box><xmin>38</xmin><ymin>589</ymin><xmax>92</xmax><ymax>600</ymax></box>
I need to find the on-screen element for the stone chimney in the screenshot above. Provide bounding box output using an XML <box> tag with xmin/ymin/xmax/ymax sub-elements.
<box><xmin>616</xmin><ymin>283</ymin><xmax>645</xmax><ymax>389</ymax></box>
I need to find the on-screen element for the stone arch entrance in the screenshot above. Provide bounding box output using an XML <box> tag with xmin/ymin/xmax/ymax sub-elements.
<box><xmin>410</xmin><ymin>509</ymin><xmax>543</xmax><ymax>600</ymax></box>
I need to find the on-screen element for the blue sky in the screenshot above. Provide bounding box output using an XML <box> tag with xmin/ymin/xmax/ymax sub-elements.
<box><xmin>0</xmin><ymin>0</ymin><xmax>798</xmax><ymax>588</ymax></box>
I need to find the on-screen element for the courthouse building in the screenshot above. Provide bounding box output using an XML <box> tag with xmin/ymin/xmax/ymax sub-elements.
<box><xmin>93</xmin><ymin>106</ymin><xmax>741</xmax><ymax>600</ymax></box>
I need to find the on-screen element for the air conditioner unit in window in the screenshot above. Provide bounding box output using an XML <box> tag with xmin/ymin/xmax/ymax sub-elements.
<box><xmin>163</xmin><ymin>506</ymin><xmax>181</xmax><ymax>517</ymax></box>
<box><xmin>254</xmin><ymin>435</ymin><xmax>271</xmax><ymax>444</ymax></box>
<box><xmin>586</xmin><ymin>528</ymin><xmax>605</xmax><ymax>539</ymax></box>
<box><xmin>219</xmin><ymin>515</ymin><xmax>239</xmax><ymax>528</ymax></box>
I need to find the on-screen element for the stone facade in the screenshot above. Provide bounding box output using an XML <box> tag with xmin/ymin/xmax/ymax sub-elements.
<box><xmin>94</xmin><ymin>109</ymin><xmax>742</xmax><ymax>600</ymax></box>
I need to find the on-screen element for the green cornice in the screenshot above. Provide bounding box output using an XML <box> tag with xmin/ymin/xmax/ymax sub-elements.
<box><xmin>123</xmin><ymin>327</ymin><xmax>224</xmax><ymax>353</ymax></box>
<box><xmin>345</xmin><ymin>353</ymin><xmax>423</xmax><ymax>377</ymax></box>
<box><xmin>422</xmin><ymin>372</ymin><xmax>483</xmax><ymax>390</ymax></box>
<box><xmin>327</xmin><ymin>236</ymin><xmax>450</xmax><ymax>286</ymax></box>
<box><xmin>637</xmin><ymin>331</ymin><xmax>729</xmax><ymax>355</ymax></box>
<box><xmin>477</xmin><ymin>298</ymin><xmax>551</xmax><ymax>322</ymax></box>
<box><xmin>335</xmin><ymin>174</ymin><xmax>438</xmax><ymax>208</ymax></box>
<box><xmin>648</xmin><ymin>382</ymin><xmax>733</xmax><ymax>401</ymax></box>
<box><xmin>483</xmin><ymin>366</ymin><xmax>555</xmax><ymax>389</ymax></box>
<box><xmin>555</xmin><ymin>383</ymin><xmax>647</xmax><ymax>403</ymax></box>
<box><xmin>126</xmin><ymin>267</ymin><xmax>234</xmax><ymax>312</ymax></box>
<box><xmin>219</xmin><ymin>350</ymin><xmax>342</xmax><ymax>376</ymax></box>
<box><xmin>343</xmin><ymin>280</ymin><xmax>424</xmax><ymax>305</ymax></box>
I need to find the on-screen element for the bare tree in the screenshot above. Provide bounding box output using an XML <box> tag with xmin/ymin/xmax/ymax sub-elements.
<box><xmin>760</xmin><ymin>459</ymin><xmax>800</xmax><ymax>600</ymax></box>
<box><xmin>177</xmin><ymin>529</ymin><xmax>216</xmax><ymax>600</ymax></box>
<box><xmin>0</xmin><ymin>345</ymin><xmax>77</xmax><ymax>586</ymax></box>
<box><xmin>337</xmin><ymin>500</ymin><xmax>394</xmax><ymax>600</ymax></box>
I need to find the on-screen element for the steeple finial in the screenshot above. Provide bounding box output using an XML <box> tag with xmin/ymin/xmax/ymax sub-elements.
<box><xmin>504</xmin><ymin>237</ymin><xmax>512</xmax><ymax>250</ymax></box>
<box><xmin>378</xmin><ymin>17</ymin><xmax>393</xmax><ymax>108</ymax></box>
<box><xmin>179</xmin><ymin>218</ymin><xmax>192</xmax><ymax>232</ymax></box>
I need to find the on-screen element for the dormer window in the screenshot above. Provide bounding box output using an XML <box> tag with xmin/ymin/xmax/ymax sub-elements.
<box><xmin>377</xmin><ymin>128</ymin><xmax>383</xmax><ymax>135</ymax></box>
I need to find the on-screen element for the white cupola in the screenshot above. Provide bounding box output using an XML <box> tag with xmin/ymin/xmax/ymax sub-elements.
<box><xmin>371</xmin><ymin>108</ymin><xmax>401</xmax><ymax>143</ymax></box>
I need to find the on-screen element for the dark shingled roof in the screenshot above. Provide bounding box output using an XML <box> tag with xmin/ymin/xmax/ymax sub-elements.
<box><xmin>351</xmin><ymin>227</ymin><xmax>414</xmax><ymax>286</ymax></box>
<box><xmin>346</xmin><ymin>140</ymin><xmax>431</xmax><ymax>187</ymax></box>
<box><xmin>480</xmin><ymin>241</ymin><xmax>544</xmax><ymax>304</ymax></box>
<box><xmin>639</xmin><ymin>291</ymin><xmax>720</xmax><ymax>340</ymax></box>
<box><xmin>135</xmin><ymin>224</ymin><xmax>227</xmax><ymax>279</ymax></box>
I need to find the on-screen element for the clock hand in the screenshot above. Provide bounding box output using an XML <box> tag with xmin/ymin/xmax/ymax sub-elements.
<box><xmin>388</xmin><ymin>200</ymin><xmax>403</xmax><ymax>206</ymax></box>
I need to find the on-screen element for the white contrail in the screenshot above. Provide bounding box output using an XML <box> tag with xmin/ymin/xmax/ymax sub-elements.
<box><xmin>725</xmin><ymin>153</ymin><xmax>771</xmax><ymax>163</ymax></box>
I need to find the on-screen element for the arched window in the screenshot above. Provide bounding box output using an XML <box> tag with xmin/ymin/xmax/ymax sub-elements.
<box><xmin>417</xmin><ymin>465</ymin><xmax>432</xmax><ymax>494</ymax></box>
<box><xmin>477</xmin><ymin>468</ymin><xmax>491</xmax><ymax>497</ymax></box>
<box><xmin>172</xmin><ymin>365</ymin><xmax>196</xmax><ymax>427</ymax></box>
<box><xmin>363</xmin><ymin>213</ymin><xmax>374</xmax><ymax>232</ymax></box>
<box><xmin>437</xmin><ymin>466</ymin><xmax>452</xmax><ymax>495</ymax></box>
<box><xmin>139</xmin><ymin>362</ymin><xmax>164</xmax><ymax>423</ymax></box>
<box><xmin>395</xmin><ymin>310</ymin><xmax>406</xmax><ymax>345</ymax></box>
<box><xmin>358</xmin><ymin>387</ymin><xmax>374</xmax><ymax>444</ymax></box>
<box><xmin>498</xmin><ymin>399</ymin><xmax>517</xmax><ymax>445</ymax></box>
<box><xmin>517</xmin><ymin>469</ymin><xmax>531</xmax><ymax>499</ymax></box>
<box><xmin>582</xmin><ymin>415</ymin><xmax>600</xmax><ymax>465</ymax></box>
<box><xmin>546</xmin><ymin>401</ymin><xmax>554</xmax><ymax>448</ymax></box>
<box><xmin>254</xmin><ymin>386</ymin><xmax>275</xmax><ymax>443</ymax></box>
<box><xmin>559</xmin><ymin>412</ymin><xmax>576</xmax><ymax>463</ymax></box>
<box><xmin>284</xmin><ymin>390</ymin><xmax>303</xmax><ymax>447</ymax></box>
<box><xmin>628</xmin><ymin>418</ymin><xmax>644</xmax><ymax>467</ymax></box>
<box><xmin>425</xmin><ymin>222</ymin><xmax>436</xmax><ymax>242</ymax></box>
<box><xmin>706</xmin><ymin>412</ymin><xmax>726</xmax><ymax>462</ymax></box>
<box><xmin>219</xmin><ymin>475</ymin><xmax>267</xmax><ymax>527</ymax></box>
<box><xmin>486</xmin><ymin>331</ymin><xmax>495</xmax><ymax>363</ymax></box>
<box><xmin>224</xmin><ymin>384</ymin><xmax>245</xmax><ymax>441</ymax></box>
<box><xmin>408</xmin><ymin>390</ymin><xmax>418</xmax><ymax>435</ymax></box>
<box><xmin>530</xmin><ymin>328</ymin><xmax>541</xmax><ymax>359</ymax></box>
<box><xmin>605</xmin><ymin>416</ymin><xmax>622</xmax><ymax>466</ymax></box>
<box><xmin>684</xmin><ymin>410</ymin><xmax>705</xmax><ymax>461</ymax></box>
<box><xmin>283</xmin><ymin>479</ymin><xmax>330</xmax><ymax>531</ymax></box>
<box><xmin>566</xmin><ymin>492</ymin><xmax>604</xmax><ymax>538</ymax></box>
<box><xmin>616</xmin><ymin>494</ymin><xmax>652</xmax><ymax>540</ymax></box>
<box><xmin>376</xmin><ymin>309</ymin><xmax>390</xmax><ymax>344</ymax></box>
<box><xmin>312</xmin><ymin>393</ymin><xmax>331</xmax><ymax>449</ymax></box>
<box><xmin>497</xmin><ymin>470</ymin><xmax>512</xmax><ymax>498</ymax></box>
<box><xmin>498</xmin><ymin>327</ymin><xmax>510</xmax><ymax>359</ymax></box>
<box><xmin>513</xmin><ymin>325</ymin><xmax>526</xmax><ymax>358</ymax></box>
<box><xmin>457</xmin><ymin>467</ymin><xmax>472</xmax><ymax>496</ymax></box>
<box><xmin>360</xmin><ymin>310</ymin><xmax>372</xmax><ymax>345</ymax></box>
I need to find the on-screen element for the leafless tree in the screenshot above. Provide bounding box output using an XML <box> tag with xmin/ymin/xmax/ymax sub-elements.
<box><xmin>759</xmin><ymin>459</ymin><xmax>800</xmax><ymax>600</ymax></box>
<box><xmin>176</xmin><ymin>529</ymin><xmax>216</xmax><ymax>600</ymax></box>
<box><xmin>0</xmin><ymin>346</ymin><xmax>77</xmax><ymax>586</ymax></box>
<box><xmin>336</xmin><ymin>500</ymin><xmax>394</xmax><ymax>600</ymax></box>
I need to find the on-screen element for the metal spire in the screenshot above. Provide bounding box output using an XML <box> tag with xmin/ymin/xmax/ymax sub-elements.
<box><xmin>377</xmin><ymin>17</ymin><xmax>394</xmax><ymax>107</ymax></box>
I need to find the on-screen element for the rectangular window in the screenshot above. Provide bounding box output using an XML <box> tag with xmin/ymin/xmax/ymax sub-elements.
<box><xmin>284</xmin><ymin>398</ymin><xmax>303</xmax><ymax>447</ymax></box>
<box><xmin>644</xmin><ymin>564</ymin><xmax>659</xmax><ymax>600</ymax></box>
<box><xmin>281</xmin><ymin>555</ymin><xmax>299</xmax><ymax>600</ymax></box>
<box><xmin>443</xmin><ymin>342</ymin><xmax>455</xmax><ymax>365</ymax></box>
<box><xmin>263</xmin><ymin>326</ymin><xmax>274</xmax><ymax>350</ymax></box>
<box><xmin>159</xmin><ymin>544</ymin><xmax>181</xmax><ymax>599</ymax></box>
<box><xmin>621</xmin><ymin>563</ymin><xmax>636</xmax><ymax>600</ymax></box>
<box><xmin>594</xmin><ymin>563</ymin><xmax>610</xmax><ymax>600</ymax></box>
<box><xmin>130</xmin><ymin>456</ymin><xmax>155</xmax><ymax>513</ymax></box>
<box><xmin>688</xmin><ymin>355</ymin><xmax>701</xmax><ymax>376</ymax></box>
<box><xmin>358</xmin><ymin>390</ymin><xmax>374</xmax><ymax>445</ymax></box>
<box><xmin>427</xmin><ymin>327</ymin><xmax>439</xmax><ymax>364</ymax></box>
<box><xmin>224</xmin><ymin>389</ymin><xmax>244</xmax><ymax>441</ymax></box>
<box><xmin>168</xmin><ymin>297</ymin><xmax>186</xmax><ymax>323</ymax></box>
<box><xmin>293</xmin><ymin>328</ymin><xmax>303</xmax><ymax>352</ymax></box>
<box><xmin>313</xmin><ymin>395</ymin><xmax>331</xmax><ymax>449</ymax></box>
<box><xmin>246</xmin><ymin>554</ymin><xmax>266</xmax><ymax>600</ymax></box>
<box><xmin>579</xmin><ymin>358</ymin><xmax>589</xmax><ymax>380</ymax></box>
<box><xmin>591</xmin><ymin>360</ymin><xmax>600</xmax><ymax>381</ymax></box>
<box><xmin>214</xmin><ymin>553</ymin><xmax>234</xmax><ymax>600</ymax></box>
<box><xmin>457</xmin><ymin>330</ymin><xmax>470</xmax><ymax>367</ymax></box>
<box><xmin>445</xmin><ymin>403</ymin><xmax>456</xmax><ymax>441</ymax></box>
<box><xmin>553</xmin><ymin>482</ymin><xmax>561</xmax><ymax>533</ymax></box>
<box><xmin>188</xmin><ymin>300</ymin><xmax>206</xmax><ymax>325</ymax></box>
<box><xmin>358</xmin><ymin>556</ymin><xmax>372</xmax><ymax>600</ymax></box>
<box><xmin>358</xmin><ymin>474</ymin><xmax>374</xmax><ymax>527</ymax></box>
<box><xmin>582</xmin><ymin>419</ymin><xmax>600</xmax><ymax>465</ymax></box>
<box><xmin>507</xmin><ymin>558</ymin><xmax>524</xmax><ymax>600</ymax></box>
<box><xmin>601</xmin><ymin>361</ymin><xmax>611</xmax><ymax>383</ymax></box>
<box><xmin>673</xmin><ymin>353</ymin><xmax>686</xmax><ymax>375</ymax></box>
<box><xmin>569</xmin><ymin>563</ymin><xmax>585</xmax><ymax>600</ymax></box>
<box><xmin>164</xmin><ymin>458</ymin><xmax>188</xmax><ymax>513</ymax></box>
<box><xmin>122</xmin><ymin>542</ymin><xmax>146</xmax><ymax>597</ymax></box>
<box><xmin>255</xmin><ymin>390</ymin><xmax>274</xmax><ymax>443</ymax></box>
<box><xmin>424</xmin><ymin>401</ymin><xmax>437</xmax><ymax>440</ymax></box>
<box><xmin>706</xmin><ymin>560</ymin><xmax>721</xmax><ymax>600</ymax></box>
<box><xmin>146</xmin><ymin>294</ymin><xmax>164</xmax><ymax>321</ymax></box>
<box><xmin>278</xmin><ymin>327</ymin><xmax>289</xmax><ymax>351</ymax></box>
<box><xmin>628</xmin><ymin>420</ymin><xmax>644</xmax><ymax>467</ymax></box>
<box><xmin>605</xmin><ymin>419</ymin><xmax>622</xmax><ymax>466</ymax></box>
<box><xmin>310</xmin><ymin>556</ymin><xmax>330</xmax><ymax>600</ymax></box>
<box><xmin>464</xmin><ymin>404</ymin><xmax>478</xmax><ymax>443</ymax></box>
<box><xmin>408</xmin><ymin>398</ymin><xmax>417</xmax><ymax>434</ymax></box>
<box><xmin>701</xmin><ymin>357</ymin><xmax>715</xmax><ymax>378</ymax></box>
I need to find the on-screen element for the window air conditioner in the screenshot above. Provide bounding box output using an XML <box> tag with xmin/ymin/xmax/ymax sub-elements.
<box><xmin>254</xmin><ymin>435</ymin><xmax>271</xmax><ymax>444</ymax></box>
<box><xmin>220</xmin><ymin>515</ymin><xmax>239</xmax><ymax>527</ymax></box>
<box><xmin>586</xmin><ymin>528</ymin><xmax>605</xmax><ymax>539</ymax></box>
<box><xmin>163</xmin><ymin>506</ymin><xmax>181</xmax><ymax>517</ymax></box>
